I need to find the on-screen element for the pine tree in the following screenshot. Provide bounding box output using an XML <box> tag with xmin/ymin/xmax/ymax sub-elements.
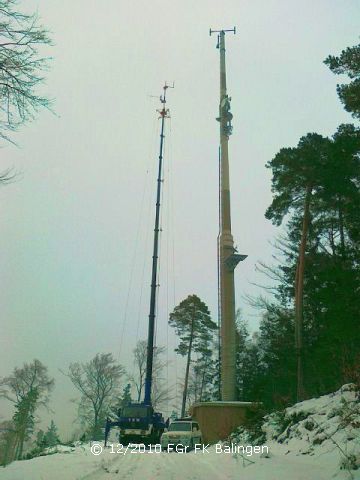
<box><xmin>169</xmin><ymin>294</ymin><xmax>217</xmax><ymax>417</ymax></box>
<box><xmin>266</xmin><ymin>132</ymin><xmax>331</xmax><ymax>400</ymax></box>
<box><xmin>170</xmin><ymin>410</ymin><xmax>178</xmax><ymax>421</ymax></box>
<box><xmin>235</xmin><ymin>312</ymin><xmax>265</xmax><ymax>403</ymax></box>
<box><xmin>44</xmin><ymin>420</ymin><xmax>60</xmax><ymax>447</ymax></box>
<box><xmin>325</xmin><ymin>42</ymin><xmax>360</xmax><ymax>119</ymax></box>
<box><xmin>35</xmin><ymin>429</ymin><xmax>46</xmax><ymax>449</ymax></box>
<box><xmin>121</xmin><ymin>384</ymin><xmax>132</xmax><ymax>407</ymax></box>
<box><xmin>111</xmin><ymin>383</ymin><xmax>132</xmax><ymax>418</ymax></box>
<box><xmin>12</xmin><ymin>387</ymin><xmax>39</xmax><ymax>459</ymax></box>
<box><xmin>262</xmin><ymin>123</ymin><xmax>360</xmax><ymax>403</ymax></box>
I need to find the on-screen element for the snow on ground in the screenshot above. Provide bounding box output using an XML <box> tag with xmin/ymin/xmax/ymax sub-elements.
<box><xmin>1</xmin><ymin>385</ymin><xmax>359</xmax><ymax>480</ymax></box>
<box><xmin>263</xmin><ymin>384</ymin><xmax>360</xmax><ymax>466</ymax></box>
<box><xmin>0</xmin><ymin>443</ymin><xmax>345</xmax><ymax>480</ymax></box>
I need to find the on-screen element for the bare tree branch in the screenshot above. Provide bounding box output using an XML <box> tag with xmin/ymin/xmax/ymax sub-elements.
<box><xmin>65</xmin><ymin>353</ymin><xmax>125</xmax><ymax>440</ymax></box>
<box><xmin>0</xmin><ymin>0</ymin><xmax>53</xmax><ymax>148</ymax></box>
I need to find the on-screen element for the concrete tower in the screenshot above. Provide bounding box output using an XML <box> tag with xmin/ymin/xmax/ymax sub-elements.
<box><xmin>212</xmin><ymin>28</ymin><xmax>247</xmax><ymax>401</ymax></box>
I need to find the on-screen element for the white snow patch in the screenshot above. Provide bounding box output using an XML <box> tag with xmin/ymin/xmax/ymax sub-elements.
<box><xmin>1</xmin><ymin>385</ymin><xmax>359</xmax><ymax>479</ymax></box>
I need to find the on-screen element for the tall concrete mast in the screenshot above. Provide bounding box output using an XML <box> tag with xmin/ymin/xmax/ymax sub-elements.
<box><xmin>210</xmin><ymin>28</ymin><xmax>247</xmax><ymax>401</ymax></box>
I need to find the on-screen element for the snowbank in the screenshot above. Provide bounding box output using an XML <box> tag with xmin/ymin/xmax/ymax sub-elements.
<box><xmin>0</xmin><ymin>385</ymin><xmax>359</xmax><ymax>479</ymax></box>
<box><xmin>230</xmin><ymin>383</ymin><xmax>360</xmax><ymax>477</ymax></box>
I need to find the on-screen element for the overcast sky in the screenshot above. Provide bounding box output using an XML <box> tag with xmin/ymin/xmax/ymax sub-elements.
<box><xmin>0</xmin><ymin>0</ymin><xmax>358</xmax><ymax>437</ymax></box>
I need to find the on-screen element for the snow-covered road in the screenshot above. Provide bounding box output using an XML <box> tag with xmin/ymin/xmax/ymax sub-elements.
<box><xmin>3</xmin><ymin>385</ymin><xmax>360</xmax><ymax>479</ymax></box>
<box><xmin>81</xmin><ymin>447</ymin><xmax>327</xmax><ymax>480</ymax></box>
<box><xmin>1</xmin><ymin>442</ymin><xmax>358</xmax><ymax>480</ymax></box>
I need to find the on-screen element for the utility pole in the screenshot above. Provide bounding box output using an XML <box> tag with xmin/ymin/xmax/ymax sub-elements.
<box><xmin>144</xmin><ymin>83</ymin><xmax>173</xmax><ymax>406</ymax></box>
<box><xmin>210</xmin><ymin>28</ymin><xmax>247</xmax><ymax>401</ymax></box>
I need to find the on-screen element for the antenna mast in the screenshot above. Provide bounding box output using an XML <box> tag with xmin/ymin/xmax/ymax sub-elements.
<box><xmin>210</xmin><ymin>27</ymin><xmax>247</xmax><ymax>401</ymax></box>
<box><xmin>144</xmin><ymin>83</ymin><xmax>173</xmax><ymax>406</ymax></box>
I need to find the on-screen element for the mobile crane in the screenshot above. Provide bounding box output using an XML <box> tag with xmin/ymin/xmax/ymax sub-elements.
<box><xmin>104</xmin><ymin>84</ymin><xmax>172</xmax><ymax>446</ymax></box>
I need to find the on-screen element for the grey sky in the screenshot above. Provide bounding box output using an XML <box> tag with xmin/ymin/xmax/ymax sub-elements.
<box><xmin>0</xmin><ymin>0</ymin><xmax>358</xmax><ymax>437</ymax></box>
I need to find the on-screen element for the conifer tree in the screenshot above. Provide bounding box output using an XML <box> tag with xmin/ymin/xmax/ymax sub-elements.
<box><xmin>111</xmin><ymin>383</ymin><xmax>132</xmax><ymax>418</ymax></box>
<box><xmin>121</xmin><ymin>384</ymin><xmax>132</xmax><ymax>407</ymax></box>
<box><xmin>12</xmin><ymin>387</ymin><xmax>39</xmax><ymax>459</ymax></box>
<box><xmin>262</xmin><ymin>122</ymin><xmax>360</xmax><ymax>403</ymax></box>
<box><xmin>325</xmin><ymin>42</ymin><xmax>360</xmax><ymax>119</ymax></box>
<box><xmin>0</xmin><ymin>359</ymin><xmax>54</xmax><ymax>460</ymax></box>
<box><xmin>169</xmin><ymin>294</ymin><xmax>217</xmax><ymax>417</ymax></box>
<box><xmin>35</xmin><ymin>429</ymin><xmax>46</xmax><ymax>449</ymax></box>
<box><xmin>44</xmin><ymin>420</ymin><xmax>60</xmax><ymax>447</ymax></box>
<box><xmin>266</xmin><ymin>133</ymin><xmax>330</xmax><ymax>400</ymax></box>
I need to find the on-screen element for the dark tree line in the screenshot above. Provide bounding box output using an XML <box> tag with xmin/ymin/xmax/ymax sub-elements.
<box><xmin>235</xmin><ymin>40</ymin><xmax>360</xmax><ymax>409</ymax></box>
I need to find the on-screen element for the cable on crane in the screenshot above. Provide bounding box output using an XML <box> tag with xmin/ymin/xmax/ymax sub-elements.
<box><xmin>117</xmin><ymin>112</ymin><xmax>159</xmax><ymax>372</ymax></box>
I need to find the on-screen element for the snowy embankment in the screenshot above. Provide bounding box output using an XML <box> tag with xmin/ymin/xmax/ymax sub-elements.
<box><xmin>1</xmin><ymin>384</ymin><xmax>359</xmax><ymax>480</ymax></box>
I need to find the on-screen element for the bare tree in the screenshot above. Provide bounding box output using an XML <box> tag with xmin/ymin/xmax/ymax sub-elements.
<box><xmin>0</xmin><ymin>0</ymin><xmax>52</xmax><ymax>140</ymax></box>
<box><xmin>0</xmin><ymin>167</ymin><xmax>16</xmax><ymax>184</ymax></box>
<box><xmin>127</xmin><ymin>340</ymin><xmax>173</xmax><ymax>409</ymax></box>
<box><xmin>151</xmin><ymin>360</ymin><xmax>173</xmax><ymax>411</ymax></box>
<box><xmin>128</xmin><ymin>340</ymin><xmax>147</xmax><ymax>402</ymax></box>
<box><xmin>66</xmin><ymin>353</ymin><xmax>125</xmax><ymax>439</ymax></box>
<box><xmin>0</xmin><ymin>0</ymin><xmax>53</xmax><ymax>183</ymax></box>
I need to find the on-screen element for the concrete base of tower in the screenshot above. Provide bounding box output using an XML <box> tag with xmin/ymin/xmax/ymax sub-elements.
<box><xmin>190</xmin><ymin>401</ymin><xmax>261</xmax><ymax>444</ymax></box>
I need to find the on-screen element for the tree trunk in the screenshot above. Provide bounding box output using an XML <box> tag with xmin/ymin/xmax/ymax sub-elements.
<box><xmin>338</xmin><ymin>198</ymin><xmax>346</xmax><ymax>258</ymax></box>
<box><xmin>181</xmin><ymin>311</ymin><xmax>195</xmax><ymax>417</ymax></box>
<box><xmin>199</xmin><ymin>360</ymin><xmax>207</xmax><ymax>401</ymax></box>
<box><xmin>295</xmin><ymin>185</ymin><xmax>311</xmax><ymax>402</ymax></box>
<box><xmin>17</xmin><ymin>426</ymin><xmax>26</xmax><ymax>460</ymax></box>
<box><xmin>3</xmin><ymin>432</ymin><xmax>16</xmax><ymax>466</ymax></box>
<box><xmin>329</xmin><ymin>221</ymin><xmax>336</xmax><ymax>256</ymax></box>
<box><xmin>93</xmin><ymin>410</ymin><xmax>99</xmax><ymax>439</ymax></box>
<box><xmin>194</xmin><ymin>369</ymin><xmax>199</xmax><ymax>403</ymax></box>
<box><xmin>14</xmin><ymin>437</ymin><xmax>20</xmax><ymax>461</ymax></box>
